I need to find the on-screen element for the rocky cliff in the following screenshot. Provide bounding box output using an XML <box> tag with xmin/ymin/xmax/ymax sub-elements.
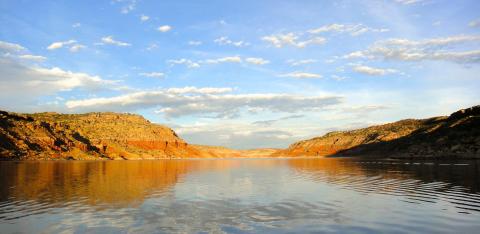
<box><xmin>276</xmin><ymin>106</ymin><xmax>480</xmax><ymax>159</ymax></box>
<box><xmin>0</xmin><ymin>111</ymin><xmax>204</xmax><ymax>160</ymax></box>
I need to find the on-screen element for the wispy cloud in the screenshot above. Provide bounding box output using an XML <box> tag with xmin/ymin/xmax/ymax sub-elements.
<box><xmin>245</xmin><ymin>57</ymin><xmax>270</xmax><ymax>65</ymax></box>
<box><xmin>286</xmin><ymin>59</ymin><xmax>317</xmax><ymax>66</ymax></box>
<box><xmin>18</xmin><ymin>54</ymin><xmax>47</xmax><ymax>62</ymax></box>
<box><xmin>139</xmin><ymin>72</ymin><xmax>165</xmax><ymax>78</ymax></box>
<box><xmin>140</xmin><ymin>14</ymin><xmax>149</xmax><ymax>21</ymax></box>
<box><xmin>308</xmin><ymin>23</ymin><xmax>389</xmax><ymax>36</ymax></box>
<box><xmin>203</xmin><ymin>56</ymin><xmax>242</xmax><ymax>64</ymax></box>
<box><xmin>117</xmin><ymin>0</ymin><xmax>137</xmax><ymax>14</ymax></box>
<box><xmin>279</xmin><ymin>72</ymin><xmax>322</xmax><ymax>79</ymax></box>
<box><xmin>262</xmin><ymin>33</ymin><xmax>326</xmax><ymax>48</ymax></box>
<box><xmin>469</xmin><ymin>19</ymin><xmax>480</xmax><ymax>28</ymax></box>
<box><xmin>99</xmin><ymin>36</ymin><xmax>131</xmax><ymax>47</ymax></box>
<box><xmin>352</xmin><ymin>65</ymin><xmax>397</xmax><ymax>76</ymax></box>
<box><xmin>47</xmin><ymin>40</ymin><xmax>76</xmax><ymax>50</ymax></box>
<box><xmin>252</xmin><ymin>115</ymin><xmax>305</xmax><ymax>126</ymax></box>
<box><xmin>168</xmin><ymin>58</ymin><xmax>201</xmax><ymax>68</ymax></box>
<box><xmin>146</xmin><ymin>43</ymin><xmax>158</xmax><ymax>51</ymax></box>
<box><xmin>214</xmin><ymin>36</ymin><xmax>249</xmax><ymax>47</ymax></box>
<box><xmin>344</xmin><ymin>35</ymin><xmax>480</xmax><ymax>63</ymax></box>
<box><xmin>188</xmin><ymin>40</ymin><xmax>202</xmax><ymax>46</ymax></box>
<box><xmin>0</xmin><ymin>41</ymin><xmax>25</xmax><ymax>51</ymax></box>
<box><xmin>69</xmin><ymin>44</ymin><xmax>86</xmax><ymax>52</ymax></box>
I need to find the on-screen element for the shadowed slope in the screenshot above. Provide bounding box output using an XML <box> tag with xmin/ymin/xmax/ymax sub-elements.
<box><xmin>276</xmin><ymin>106</ymin><xmax>480</xmax><ymax>159</ymax></box>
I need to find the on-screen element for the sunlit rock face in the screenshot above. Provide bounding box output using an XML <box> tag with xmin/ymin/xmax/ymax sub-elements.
<box><xmin>0</xmin><ymin>111</ymin><xmax>196</xmax><ymax>160</ymax></box>
<box><xmin>277</xmin><ymin>105</ymin><xmax>480</xmax><ymax>159</ymax></box>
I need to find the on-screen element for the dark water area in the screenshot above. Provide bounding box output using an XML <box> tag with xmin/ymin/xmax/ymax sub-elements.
<box><xmin>0</xmin><ymin>158</ymin><xmax>479</xmax><ymax>233</ymax></box>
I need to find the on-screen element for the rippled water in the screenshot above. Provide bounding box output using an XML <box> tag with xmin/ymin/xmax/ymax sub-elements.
<box><xmin>1</xmin><ymin>158</ymin><xmax>479</xmax><ymax>233</ymax></box>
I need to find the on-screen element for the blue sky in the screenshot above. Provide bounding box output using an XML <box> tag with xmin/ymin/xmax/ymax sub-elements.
<box><xmin>1</xmin><ymin>0</ymin><xmax>479</xmax><ymax>149</ymax></box>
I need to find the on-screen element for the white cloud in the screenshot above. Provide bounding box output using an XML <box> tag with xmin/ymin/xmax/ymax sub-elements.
<box><xmin>139</xmin><ymin>72</ymin><xmax>165</xmax><ymax>78</ymax></box>
<box><xmin>203</xmin><ymin>56</ymin><xmax>242</xmax><ymax>64</ymax></box>
<box><xmin>72</xmin><ymin>23</ymin><xmax>81</xmax><ymax>28</ymax></box>
<box><xmin>100</xmin><ymin>36</ymin><xmax>131</xmax><ymax>47</ymax></box>
<box><xmin>245</xmin><ymin>57</ymin><xmax>270</xmax><ymax>65</ymax></box>
<box><xmin>69</xmin><ymin>44</ymin><xmax>86</xmax><ymax>52</ymax></box>
<box><xmin>352</xmin><ymin>65</ymin><xmax>397</xmax><ymax>76</ymax></box>
<box><xmin>344</xmin><ymin>35</ymin><xmax>480</xmax><ymax>63</ymax></box>
<box><xmin>261</xmin><ymin>33</ymin><xmax>326</xmax><ymax>48</ymax></box>
<box><xmin>168</xmin><ymin>58</ymin><xmax>201</xmax><ymax>68</ymax></box>
<box><xmin>1</xmin><ymin>40</ymin><xmax>46</xmax><ymax>62</ymax></box>
<box><xmin>47</xmin><ymin>40</ymin><xmax>76</xmax><ymax>50</ymax></box>
<box><xmin>0</xmin><ymin>41</ymin><xmax>25</xmax><ymax>52</ymax></box>
<box><xmin>343</xmin><ymin>51</ymin><xmax>368</xmax><ymax>59</ymax></box>
<box><xmin>47</xmin><ymin>40</ymin><xmax>85</xmax><ymax>52</ymax></box>
<box><xmin>188</xmin><ymin>41</ymin><xmax>202</xmax><ymax>46</ymax></box>
<box><xmin>287</xmin><ymin>59</ymin><xmax>317</xmax><ymax>66</ymax></box>
<box><xmin>168</xmin><ymin>56</ymin><xmax>267</xmax><ymax>67</ymax></box>
<box><xmin>279</xmin><ymin>72</ymin><xmax>322</xmax><ymax>79</ymax></box>
<box><xmin>140</xmin><ymin>14</ymin><xmax>149</xmax><ymax>21</ymax></box>
<box><xmin>157</xmin><ymin>25</ymin><xmax>172</xmax><ymax>32</ymax></box>
<box><xmin>214</xmin><ymin>36</ymin><xmax>249</xmax><ymax>47</ymax></box>
<box><xmin>0</xmin><ymin>54</ymin><xmax>117</xmax><ymax>109</ymax></box>
<box><xmin>469</xmin><ymin>19</ymin><xmax>480</xmax><ymax>28</ymax></box>
<box><xmin>65</xmin><ymin>87</ymin><xmax>343</xmax><ymax>118</ymax></box>
<box><xmin>308</xmin><ymin>23</ymin><xmax>389</xmax><ymax>36</ymax></box>
<box><xmin>18</xmin><ymin>54</ymin><xmax>47</xmax><ymax>62</ymax></box>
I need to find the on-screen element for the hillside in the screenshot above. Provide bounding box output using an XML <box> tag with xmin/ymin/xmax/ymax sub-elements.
<box><xmin>0</xmin><ymin>111</ymin><xmax>205</xmax><ymax>160</ymax></box>
<box><xmin>1</xmin><ymin>105</ymin><xmax>479</xmax><ymax>160</ymax></box>
<box><xmin>0</xmin><ymin>111</ymin><xmax>277</xmax><ymax>160</ymax></box>
<box><xmin>276</xmin><ymin>106</ymin><xmax>480</xmax><ymax>159</ymax></box>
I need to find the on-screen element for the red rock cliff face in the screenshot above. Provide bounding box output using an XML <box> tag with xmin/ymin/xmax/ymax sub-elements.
<box><xmin>0</xmin><ymin>111</ymin><xmax>199</xmax><ymax>160</ymax></box>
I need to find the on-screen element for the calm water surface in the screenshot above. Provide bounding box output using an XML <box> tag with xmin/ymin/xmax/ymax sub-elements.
<box><xmin>1</xmin><ymin>158</ymin><xmax>479</xmax><ymax>233</ymax></box>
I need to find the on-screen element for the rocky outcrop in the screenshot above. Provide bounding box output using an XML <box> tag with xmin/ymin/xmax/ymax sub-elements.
<box><xmin>0</xmin><ymin>111</ymin><xmax>201</xmax><ymax>160</ymax></box>
<box><xmin>276</xmin><ymin>105</ymin><xmax>480</xmax><ymax>159</ymax></box>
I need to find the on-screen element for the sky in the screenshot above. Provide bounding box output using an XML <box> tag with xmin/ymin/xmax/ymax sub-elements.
<box><xmin>0</xmin><ymin>0</ymin><xmax>479</xmax><ymax>149</ymax></box>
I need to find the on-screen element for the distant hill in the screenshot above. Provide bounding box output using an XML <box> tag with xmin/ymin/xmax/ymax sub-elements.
<box><xmin>275</xmin><ymin>106</ymin><xmax>480</xmax><ymax>159</ymax></box>
<box><xmin>1</xmin><ymin>106</ymin><xmax>479</xmax><ymax>160</ymax></box>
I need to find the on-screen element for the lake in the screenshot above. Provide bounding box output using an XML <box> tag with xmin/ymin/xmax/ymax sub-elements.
<box><xmin>1</xmin><ymin>158</ymin><xmax>479</xmax><ymax>233</ymax></box>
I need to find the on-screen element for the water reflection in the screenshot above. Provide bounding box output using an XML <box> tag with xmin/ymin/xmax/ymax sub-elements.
<box><xmin>0</xmin><ymin>158</ymin><xmax>479</xmax><ymax>233</ymax></box>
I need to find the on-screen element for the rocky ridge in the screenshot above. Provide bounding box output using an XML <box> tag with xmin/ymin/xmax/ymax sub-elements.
<box><xmin>0</xmin><ymin>111</ymin><xmax>201</xmax><ymax>160</ymax></box>
<box><xmin>1</xmin><ymin>105</ymin><xmax>479</xmax><ymax>160</ymax></box>
<box><xmin>276</xmin><ymin>105</ymin><xmax>480</xmax><ymax>159</ymax></box>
